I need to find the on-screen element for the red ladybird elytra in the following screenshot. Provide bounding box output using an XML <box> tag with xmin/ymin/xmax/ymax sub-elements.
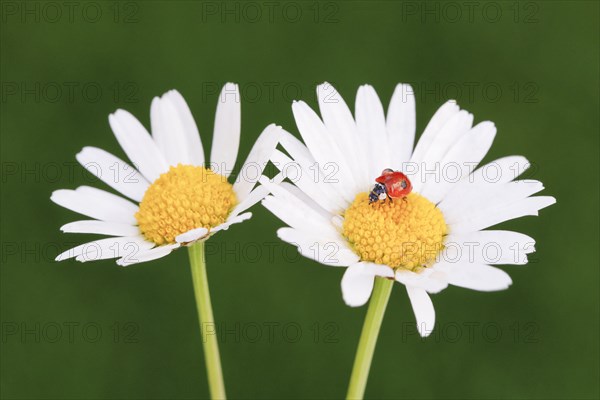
<box><xmin>369</xmin><ymin>168</ymin><xmax>412</xmax><ymax>203</ymax></box>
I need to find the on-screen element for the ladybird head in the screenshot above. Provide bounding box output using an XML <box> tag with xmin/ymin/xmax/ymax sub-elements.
<box><xmin>369</xmin><ymin>182</ymin><xmax>387</xmax><ymax>204</ymax></box>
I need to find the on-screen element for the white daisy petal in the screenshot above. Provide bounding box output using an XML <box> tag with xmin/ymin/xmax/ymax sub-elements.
<box><xmin>446</xmin><ymin>230</ymin><xmax>536</xmax><ymax>252</ymax></box>
<box><xmin>436</xmin><ymin>262</ymin><xmax>513</xmax><ymax>292</ymax></box>
<box><xmin>231</xmin><ymin>184</ymin><xmax>269</xmax><ymax>217</ymax></box>
<box><xmin>438</xmin><ymin>156</ymin><xmax>533</xmax><ymax>213</ymax></box>
<box><xmin>387</xmin><ymin>83</ymin><xmax>416</xmax><ymax>169</ymax></box>
<box><xmin>317</xmin><ymin>82</ymin><xmax>369</xmax><ymax>189</ymax></box>
<box><xmin>60</xmin><ymin>220</ymin><xmax>140</xmax><ymax>237</ymax></box>
<box><xmin>442</xmin><ymin>180</ymin><xmax>546</xmax><ymax>224</ymax></box>
<box><xmin>406</xmin><ymin>286</ymin><xmax>436</xmax><ymax>337</ymax></box>
<box><xmin>76</xmin><ymin>146</ymin><xmax>149</xmax><ymax>202</ymax></box>
<box><xmin>356</xmin><ymin>85</ymin><xmax>390</xmax><ymax>179</ymax></box>
<box><xmin>150</xmin><ymin>94</ymin><xmax>193</xmax><ymax>166</ymax></box>
<box><xmin>231</xmin><ymin>173</ymin><xmax>284</xmax><ymax>217</ymax></box>
<box><xmin>420</xmin><ymin>121</ymin><xmax>496</xmax><ymax>203</ymax></box>
<box><xmin>470</xmin><ymin>155</ymin><xmax>532</xmax><ymax>184</ymax></box>
<box><xmin>277</xmin><ymin>127</ymin><xmax>316</xmax><ymax>166</ymax></box>
<box><xmin>261</xmin><ymin>181</ymin><xmax>341</xmax><ymax>238</ymax></box>
<box><xmin>277</xmin><ymin>227</ymin><xmax>359</xmax><ymax>267</ymax></box>
<box><xmin>278</xmin><ymin>181</ymin><xmax>332</xmax><ymax>220</ymax></box>
<box><xmin>443</xmin><ymin>230</ymin><xmax>536</xmax><ymax>265</ymax></box>
<box><xmin>413</xmin><ymin>110</ymin><xmax>473</xmax><ymax>192</ymax></box>
<box><xmin>420</xmin><ymin>110</ymin><xmax>473</xmax><ymax>164</ymax></box>
<box><xmin>175</xmin><ymin>227</ymin><xmax>209</xmax><ymax>244</ymax></box>
<box><xmin>162</xmin><ymin>90</ymin><xmax>205</xmax><ymax>166</ymax></box>
<box><xmin>56</xmin><ymin>236</ymin><xmax>153</xmax><ymax>262</ymax></box>
<box><xmin>409</xmin><ymin>100</ymin><xmax>460</xmax><ymax>164</ymax></box>
<box><xmin>292</xmin><ymin>100</ymin><xmax>358</xmax><ymax>201</ymax></box>
<box><xmin>51</xmin><ymin>186</ymin><xmax>138</xmax><ymax>224</ymax></box>
<box><xmin>271</xmin><ymin>148</ymin><xmax>346</xmax><ymax>213</ymax></box>
<box><xmin>342</xmin><ymin>265</ymin><xmax>375</xmax><ymax>307</ymax></box>
<box><xmin>262</xmin><ymin>195</ymin><xmax>341</xmax><ymax>239</ymax></box>
<box><xmin>395</xmin><ymin>268</ymin><xmax>448</xmax><ymax>293</ymax></box>
<box><xmin>210</xmin><ymin>83</ymin><xmax>241</xmax><ymax>177</ymax></box>
<box><xmin>233</xmin><ymin>124</ymin><xmax>282</xmax><ymax>202</ymax></box>
<box><xmin>444</xmin><ymin>155</ymin><xmax>531</xmax><ymax>201</ymax></box>
<box><xmin>117</xmin><ymin>243</ymin><xmax>180</xmax><ymax>266</ymax></box>
<box><xmin>261</xmin><ymin>172</ymin><xmax>334</xmax><ymax>221</ymax></box>
<box><xmin>108</xmin><ymin>109</ymin><xmax>169</xmax><ymax>182</ymax></box>
<box><xmin>449</xmin><ymin>196</ymin><xmax>556</xmax><ymax>233</ymax></box>
<box><xmin>341</xmin><ymin>263</ymin><xmax>394</xmax><ymax>307</ymax></box>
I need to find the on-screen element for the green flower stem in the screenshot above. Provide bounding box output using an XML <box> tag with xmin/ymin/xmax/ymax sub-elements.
<box><xmin>188</xmin><ymin>242</ymin><xmax>226</xmax><ymax>400</ymax></box>
<box><xmin>346</xmin><ymin>277</ymin><xmax>394</xmax><ymax>400</ymax></box>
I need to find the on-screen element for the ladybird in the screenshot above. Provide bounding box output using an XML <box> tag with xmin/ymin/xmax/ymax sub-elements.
<box><xmin>369</xmin><ymin>168</ymin><xmax>412</xmax><ymax>204</ymax></box>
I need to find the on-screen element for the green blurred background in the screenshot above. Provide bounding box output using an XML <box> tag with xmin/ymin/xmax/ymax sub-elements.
<box><xmin>1</xmin><ymin>1</ymin><xmax>598</xmax><ymax>399</ymax></box>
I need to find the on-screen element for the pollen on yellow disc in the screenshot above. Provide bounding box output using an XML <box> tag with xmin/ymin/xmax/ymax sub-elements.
<box><xmin>136</xmin><ymin>165</ymin><xmax>237</xmax><ymax>245</ymax></box>
<box><xmin>342</xmin><ymin>193</ymin><xmax>447</xmax><ymax>271</ymax></box>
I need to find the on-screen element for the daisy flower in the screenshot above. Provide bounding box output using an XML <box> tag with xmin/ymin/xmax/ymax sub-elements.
<box><xmin>52</xmin><ymin>84</ymin><xmax>280</xmax><ymax>266</ymax></box>
<box><xmin>261</xmin><ymin>82</ymin><xmax>555</xmax><ymax>398</ymax></box>
<box><xmin>51</xmin><ymin>84</ymin><xmax>281</xmax><ymax>399</ymax></box>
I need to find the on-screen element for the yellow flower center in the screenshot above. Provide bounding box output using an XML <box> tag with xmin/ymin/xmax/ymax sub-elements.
<box><xmin>342</xmin><ymin>193</ymin><xmax>447</xmax><ymax>271</ymax></box>
<box><xmin>136</xmin><ymin>165</ymin><xmax>237</xmax><ymax>245</ymax></box>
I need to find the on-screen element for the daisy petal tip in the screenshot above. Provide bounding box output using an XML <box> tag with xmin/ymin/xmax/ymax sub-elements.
<box><xmin>291</xmin><ymin>100</ymin><xmax>309</xmax><ymax>111</ymax></box>
<box><xmin>342</xmin><ymin>293</ymin><xmax>368</xmax><ymax>308</ymax></box>
<box><xmin>49</xmin><ymin>189</ymin><xmax>68</xmax><ymax>203</ymax></box>
<box><xmin>270</xmin><ymin>124</ymin><xmax>284</xmax><ymax>134</ymax></box>
<box><xmin>275</xmin><ymin>227</ymin><xmax>291</xmax><ymax>240</ymax></box>
<box><xmin>240</xmin><ymin>212</ymin><xmax>252</xmax><ymax>220</ymax></box>
<box><xmin>316</xmin><ymin>81</ymin><xmax>336</xmax><ymax>92</ymax></box>
<box><xmin>76</xmin><ymin>146</ymin><xmax>93</xmax><ymax>158</ymax></box>
<box><xmin>417</xmin><ymin>324</ymin><xmax>435</xmax><ymax>338</ymax></box>
<box><xmin>228</xmin><ymin>212</ymin><xmax>252</xmax><ymax>226</ymax></box>
<box><xmin>116</xmin><ymin>258</ymin><xmax>133</xmax><ymax>267</ymax></box>
<box><xmin>150</xmin><ymin>96</ymin><xmax>161</xmax><ymax>108</ymax></box>
<box><xmin>526</xmin><ymin>246</ymin><xmax>536</xmax><ymax>254</ymax></box>
<box><xmin>112</xmin><ymin>109</ymin><xmax>130</xmax><ymax>118</ymax></box>
<box><xmin>344</xmin><ymin>300</ymin><xmax>363</xmax><ymax>308</ymax></box>
<box><xmin>260</xmin><ymin>123</ymin><xmax>281</xmax><ymax>138</ymax></box>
